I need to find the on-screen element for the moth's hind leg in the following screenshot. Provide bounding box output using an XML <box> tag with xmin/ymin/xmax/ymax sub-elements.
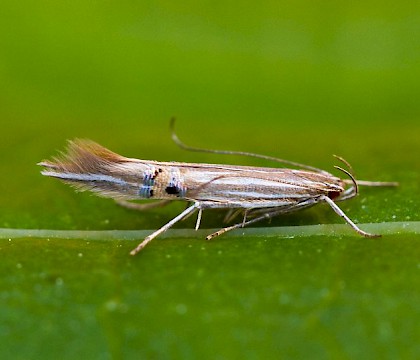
<box><xmin>206</xmin><ymin>201</ymin><xmax>317</xmax><ymax>240</ymax></box>
<box><xmin>223</xmin><ymin>208</ymin><xmax>243</xmax><ymax>223</ymax></box>
<box><xmin>206</xmin><ymin>208</ymin><xmax>282</xmax><ymax>240</ymax></box>
<box><xmin>115</xmin><ymin>199</ymin><xmax>171</xmax><ymax>211</ymax></box>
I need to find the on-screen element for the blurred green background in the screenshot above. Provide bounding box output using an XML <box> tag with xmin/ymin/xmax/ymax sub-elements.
<box><xmin>1</xmin><ymin>1</ymin><xmax>419</xmax><ymax>359</ymax></box>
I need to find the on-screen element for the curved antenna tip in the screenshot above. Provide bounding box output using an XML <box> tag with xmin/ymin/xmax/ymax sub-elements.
<box><xmin>170</xmin><ymin>116</ymin><xmax>176</xmax><ymax>128</ymax></box>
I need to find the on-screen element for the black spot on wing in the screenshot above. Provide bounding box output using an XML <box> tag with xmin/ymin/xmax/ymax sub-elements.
<box><xmin>165</xmin><ymin>186</ymin><xmax>180</xmax><ymax>195</ymax></box>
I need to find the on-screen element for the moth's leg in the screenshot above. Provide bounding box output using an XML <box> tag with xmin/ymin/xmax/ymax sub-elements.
<box><xmin>179</xmin><ymin>203</ymin><xmax>200</xmax><ymax>223</ymax></box>
<box><xmin>242</xmin><ymin>209</ymin><xmax>250</xmax><ymax>227</ymax></box>
<box><xmin>223</xmin><ymin>207</ymin><xmax>262</xmax><ymax>224</ymax></box>
<box><xmin>115</xmin><ymin>199</ymin><xmax>171</xmax><ymax>211</ymax></box>
<box><xmin>206</xmin><ymin>208</ymin><xmax>286</xmax><ymax>240</ymax></box>
<box><xmin>223</xmin><ymin>208</ymin><xmax>243</xmax><ymax>223</ymax></box>
<box><xmin>130</xmin><ymin>202</ymin><xmax>200</xmax><ymax>255</ymax></box>
<box><xmin>337</xmin><ymin>186</ymin><xmax>357</xmax><ymax>201</ymax></box>
<box><xmin>195</xmin><ymin>208</ymin><xmax>203</xmax><ymax>230</ymax></box>
<box><xmin>340</xmin><ymin>178</ymin><xmax>398</xmax><ymax>202</ymax></box>
<box><xmin>206</xmin><ymin>200</ymin><xmax>317</xmax><ymax>240</ymax></box>
<box><xmin>321</xmin><ymin>195</ymin><xmax>380</xmax><ymax>238</ymax></box>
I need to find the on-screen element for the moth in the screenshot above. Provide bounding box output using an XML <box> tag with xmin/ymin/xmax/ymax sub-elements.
<box><xmin>39</xmin><ymin>119</ymin><xmax>398</xmax><ymax>255</ymax></box>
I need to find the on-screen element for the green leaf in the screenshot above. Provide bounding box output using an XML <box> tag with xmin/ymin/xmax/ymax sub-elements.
<box><xmin>1</xmin><ymin>1</ymin><xmax>419</xmax><ymax>359</ymax></box>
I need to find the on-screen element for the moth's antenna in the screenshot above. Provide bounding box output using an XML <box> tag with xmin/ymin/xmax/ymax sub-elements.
<box><xmin>170</xmin><ymin>117</ymin><xmax>328</xmax><ymax>174</ymax></box>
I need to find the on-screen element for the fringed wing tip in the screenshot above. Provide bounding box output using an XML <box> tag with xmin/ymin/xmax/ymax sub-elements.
<box><xmin>38</xmin><ymin>160</ymin><xmax>57</xmax><ymax>169</ymax></box>
<box><xmin>38</xmin><ymin>139</ymin><xmax>127</xmax><ymax>175</ymax></box>
<box><xmin>69</xmin><ymin>138</ymin><xmax>127</xmax><ymax>162</ymax></box>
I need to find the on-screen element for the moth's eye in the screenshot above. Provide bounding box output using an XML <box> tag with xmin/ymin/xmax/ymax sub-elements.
<box><xmin>328</xmin><ymin>191</ymin><xmax>341</xmax><ymax>200</ymax></box>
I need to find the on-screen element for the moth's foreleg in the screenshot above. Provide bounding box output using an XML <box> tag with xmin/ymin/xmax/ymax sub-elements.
<box><xmin>321</xmin><ymin>195</ymin><xmax>381</xmax><ymax>238</ymax></box>
<box><xmin>337</xmin><ymin>186</ymin><xmax>357</xmax><ymax>201</ymax></box>
<box><xmin>130</xmin><ymin>202</ymin><xmax>200</xmax><ymax>255</ymax></box>
<box><xmin>115</xmin><ymin>199</ymin><xmax>171</xmax><ymax>211</ymax></box>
